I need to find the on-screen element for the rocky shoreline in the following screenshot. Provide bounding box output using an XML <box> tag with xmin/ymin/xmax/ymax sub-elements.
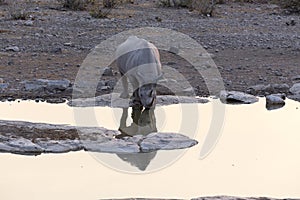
<box><xmin>0</xmin><ymin>77</ymin><xmax>300</xmax><ymax>103</ymax></box>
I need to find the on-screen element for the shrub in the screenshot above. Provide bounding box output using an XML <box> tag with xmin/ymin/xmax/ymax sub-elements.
<box><xmin>90</xmin><ymin>7</ymin><xmax>111</xmax><ymax>18</ymax></box>
<box><xmin>157</xmin><ymin>0</ymin><xmax>189</xmax><ymax>7</ymax></box>
<box><xmin>190</xmin><ymin>0</ymin><xmax>216</xmax><ymax>16</ymax></box>
<box><xmin>103</xmin><ymin>0</ymin><xmax>118</xmax><ymax>8</ymax></box>
<box><xmin>58</xmin><ymin>0</ymin><xmax>89</xmax><ymax>10</ymax></box>
<box><xmin>11</xmin><ymin>10</ymin><xmax>30</xmax><ymax>20</ymax></box>
<box><xmin>58</xmin><ymin>0</ymin><xmax>132</xmax><ymax>18</ymax></box>
<box><xmin>278</xmin><ymin>0</ymin><xmax>300</xmax><ymax>14</ymax></box>
<box><xmin>89</xmin><ymin>0</ymin><xmax>133</xmax><ymax>18</ymax></box>
<box><xmin>157</xmin><ymin>0</ymin><xmax>216</xmax><ymax>16</ymax></box>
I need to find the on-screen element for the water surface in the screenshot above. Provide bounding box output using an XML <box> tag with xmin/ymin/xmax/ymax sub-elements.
<box><xmin>0</xmin><ymin>98</ymin><xmax>299</xmax><ymax>199</ymax></box>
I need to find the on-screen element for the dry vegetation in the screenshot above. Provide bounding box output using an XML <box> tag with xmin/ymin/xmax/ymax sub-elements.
<box><xmin>157</xmin><ymin>0</ymin><xmax>300</xmax><ymax>15</ymax></box>
<box><xmin>56</xmin><ymin>0</ymin><xmax>133</xmax><ymax>18</ymax></box>
<box><xmin>278</xmin><ymin>0</ymin><xmax>300</xmax><ymax>13</ymax></box>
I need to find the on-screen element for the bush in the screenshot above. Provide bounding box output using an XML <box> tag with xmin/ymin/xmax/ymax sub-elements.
<box><xmin>11</xmin><ymin>10</ymin><xmax>30</xmax><ymax>20</ymax></box>
<box><xmin>157</xmin><ymin>0</ymin><xmax>216</xmax><ymax>16</ymax></box>
<box><xmin>157</xmin><ymin>0</ymin><xmax>189</xmax><ymax>7</ymax></box>
<box><xmin>58</xmin><ymin>0</ymin><xmax>89</xmax><ymax>10</ymax></box>
<box><xmin>190</xmin><ymin>0</ymin><xmax>215</xmax><ymax>16</ymax></box>
<box><xmin>58</xmin><ymin>0</ymin><xmax>132</xmax><ymax>18</ymax></box>
<box><xmin>278</xmin><ymin>0</ymin><xmax>300</xmax><ymax>14</ymax></box>
<box><xmin>90</xmin><ymin>8</ymin><xmax>111</xmax><ymax>18</ymax></box>
<box><xmin>89</xmin><ymin>0</ymin><xmax>133</xmax><ymax>18</ymax></box>
<box><xmin>103</xmin><ymin>0</ymin><xmax>118</xmax><ymax>8</ymax></box>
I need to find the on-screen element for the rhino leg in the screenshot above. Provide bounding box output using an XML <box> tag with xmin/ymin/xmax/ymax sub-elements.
<box><xmin>129</xmin><ymin>89</ymin><xmax>142</xmax><ymax>107</ymax></box>
<box><xmin>120</xmin><ymin>75</ymin><xmax>129</xmax><ymax>98</ymax></box>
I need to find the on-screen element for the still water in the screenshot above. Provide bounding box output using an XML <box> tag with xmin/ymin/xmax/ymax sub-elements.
<box><xmin>0</xmin><ymin>98</ymin><xmax>299</xmax><ymax>200</ymax></box>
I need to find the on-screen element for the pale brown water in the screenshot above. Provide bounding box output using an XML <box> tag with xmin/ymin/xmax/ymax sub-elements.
<box><xmin>0</xmin><ymin>98</ymin><xmax>299</xmax><ymax>200</ymax></box>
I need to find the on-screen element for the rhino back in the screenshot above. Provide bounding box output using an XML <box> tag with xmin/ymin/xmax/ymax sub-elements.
<box><xmin>116</xmin><ymin>37</ymin><xmax>162</xmax><ymax>84</ymax></box>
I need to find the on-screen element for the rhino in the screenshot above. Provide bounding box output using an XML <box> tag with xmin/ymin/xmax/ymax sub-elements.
<box><xmin>116</xmin><ymin>36</ymin><xmax>163</xmax><ymax>109</ymax></box>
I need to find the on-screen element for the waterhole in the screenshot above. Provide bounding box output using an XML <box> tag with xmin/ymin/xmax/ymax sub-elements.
<box><xmin>0</xmin><ymin>98</ymin><xmax>299</xmax><ymax>199</ymax></box>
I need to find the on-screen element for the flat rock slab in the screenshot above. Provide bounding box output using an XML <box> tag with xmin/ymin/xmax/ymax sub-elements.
<box><xmin>0</xmin><ymin>120</ymin><xmax>198</xmax><ymax>155</ymax></box>
<box><xmin>68</xmin><ymin>94</ymin><xmax>209</xmax><ymax>107</ymax></box>
<box><xmin>220</xmin><ymin>90</ymin><xmax>259</xmax><ymax>104</ymax></box>
<box><xmin>140</xmin><ymin>132</ymin><xmax>198</xmax><ymax>152</ymax></box>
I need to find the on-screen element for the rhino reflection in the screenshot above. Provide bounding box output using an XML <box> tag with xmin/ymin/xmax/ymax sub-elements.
<box><xmin>116</xmin><ymin>106</ymin><xmax>157</xmax><ymax>171</ymax></box>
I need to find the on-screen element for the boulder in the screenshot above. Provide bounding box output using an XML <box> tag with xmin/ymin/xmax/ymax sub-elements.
<box><xmin>24</xmin><ymin>20</ymin><xmax>34</xmax><ymax>26</ymax></box>
<box><xmin>289</xmin><ymin>83</ymin><xmax>300</xmax><ymax>95</ymax></box>
<box><xmin>288</xmin><ymin>94</ymin><xmax>300</xmax><ymax>102</ymax></box>
<box><xmin>220</xmin><ymin>90</ymin><xmax>259</xmax><ymax>104</ymax></box>
<box><xmin>5</xmin><ymin>46</ymin><xmax>20</xmax><ymax>52</ymax></box>
<box><xmin>265</xmin><ymin>94</ymin><xmax>285</xmax><ymax>110</ymax></box>
<box><xmin>292</xmin><ymin>75</ymin><xmax>300</xmax><ymax>83</ymax></box>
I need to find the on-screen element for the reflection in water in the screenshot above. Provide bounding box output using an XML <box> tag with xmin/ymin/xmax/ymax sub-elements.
<box><xmin>116</xmin><ymin>106</ymin><xmax>157</xmax><ymax>171</ymax></box>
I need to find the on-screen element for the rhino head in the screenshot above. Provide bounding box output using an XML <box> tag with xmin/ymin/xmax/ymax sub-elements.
<box><xmin>137</xmin><ymin>72</ymin><xmax>163</xmax><ymax>109</ymax></box>
<box><xmin>138</xmin><ymin>83</ymin><xmax>157</xmax><ymax>109</ymax></box>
